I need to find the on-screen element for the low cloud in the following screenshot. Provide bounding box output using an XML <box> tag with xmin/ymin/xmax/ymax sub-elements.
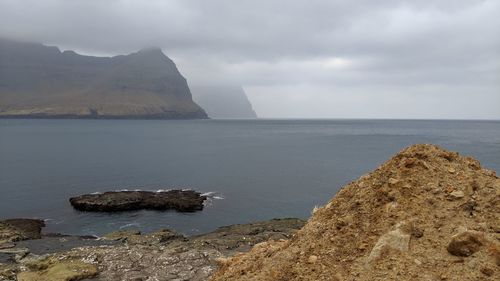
<box><xmin>1</xmin><ymin>0</ymin><xmax>499</xmax><ymax>118</ymax></box>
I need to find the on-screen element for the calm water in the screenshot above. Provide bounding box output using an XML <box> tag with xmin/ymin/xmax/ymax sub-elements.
<box><xmin>1</xmin><ymin>119</ymin><xmax>499</xmax><ymax>236</ymax></box>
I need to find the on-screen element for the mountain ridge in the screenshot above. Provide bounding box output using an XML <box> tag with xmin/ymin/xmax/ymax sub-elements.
<box><xmin>0</xmin><ymin>38</ymin><xmax>208</xmax><ymax>119</ymax></box>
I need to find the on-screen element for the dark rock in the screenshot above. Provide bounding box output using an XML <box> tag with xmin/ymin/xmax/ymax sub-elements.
<box><xmin>69</xmin><ymin>190</ymin><xmax>207</xmax><ymax>212</ymax></box>
<box><xmin>447</xmin><ymin>231</ymin><xmax>484</xmax><ymax>257</ymax></box>
<box><xmin>15</xmin><ymin>235</ymin><xmax>119</xmax><ymax>257</ymax></box>
<box><xmin>0</xmin><ymin>219</ymin><xmax>45</xmax><ymax>243</ymax></box>
<box><xmin>126</xmin><ymin>229</ymin><xmax>185</xmax><ymax>245</ymax></box>
<box><xmin>191</xmin><ymin>218</ymin><xmax>306</xmax><ymax>254</ymax></box>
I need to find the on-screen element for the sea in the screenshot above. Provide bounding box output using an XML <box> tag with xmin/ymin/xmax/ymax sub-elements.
<box><xmin>1</xmin><ymin>119</ymin><xmax>499</xmax><ymax>236</ymax></box>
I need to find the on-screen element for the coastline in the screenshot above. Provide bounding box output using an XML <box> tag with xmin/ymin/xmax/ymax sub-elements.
<box><xmin>0</xmin><ymin>218</ymin><xmax>305</xmax><ymax>281</ymax></box>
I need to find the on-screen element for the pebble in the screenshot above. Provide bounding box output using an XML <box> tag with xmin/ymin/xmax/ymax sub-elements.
<box><xmin>448</xmin><ymin>167</ymin><xmax>456</xmax><ymax>173</ymax></box>
<box><xmin>388</xmin><ymin>178</ymin><xmax>399</xmax><ymax>185</ymax></box>
<box><xmin>308</xmin><ymin>255</ymin><xmax>318</xmax><ymax>263</ymax></box>
<box><xmin>449</xmin><ymin>190</ymin><xmax>464</xmax><ymax>199</ymax></box>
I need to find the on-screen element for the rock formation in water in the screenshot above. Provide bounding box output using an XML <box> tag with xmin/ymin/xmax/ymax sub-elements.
<box><xmin>190</xmin><ymin>85</ymin><xmax>257</xmax><ymax>119</ymax></box>
<box><xmin>69</xmin><ymin>190</ymin><xmax>206</xmax><ymax>212</ymax></box>
<box><xmin>211</xmin><ymin>144</ymin><xmax>500</xmax><ymax>280</ymax></box>
<box><xmin>0</xmin><ymin>38</ymin><xmax>207</xmax><ymax>119</ymax></box>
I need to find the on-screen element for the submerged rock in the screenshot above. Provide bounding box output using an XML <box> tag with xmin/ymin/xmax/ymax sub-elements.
<box><xmin>69</xmin><ymin>190</ymin><xmax>206</xmax><ymax>212</ymax></box>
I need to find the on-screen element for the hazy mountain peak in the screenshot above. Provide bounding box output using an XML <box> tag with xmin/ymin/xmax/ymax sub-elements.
<box><xmin>191</xmin><ymin>84</ymin><xmax>257</xmax><ymax>119</ymax></box>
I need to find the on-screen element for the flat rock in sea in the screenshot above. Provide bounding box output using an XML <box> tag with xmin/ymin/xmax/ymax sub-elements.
<box><xmin>69</xmin><ymin>190</ymin><xmax>207</xmax><ymax>212</ymax></box>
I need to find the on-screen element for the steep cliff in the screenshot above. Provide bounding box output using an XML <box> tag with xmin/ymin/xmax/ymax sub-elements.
<box><xmin>0</xmin><ymin>39</ymin><xmax>207</xmax><ymax>119</ymax></box>
<box><xmin>191</xmin><ymin>85</ymin><xmax>257</xmax><ymax>119</ymax></box>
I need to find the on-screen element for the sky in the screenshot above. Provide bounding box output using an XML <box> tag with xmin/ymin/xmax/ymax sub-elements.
<box><xmin>0</xmin><ymin>0</ymin><xmax>499</xmax><ymax>119</ymax></box>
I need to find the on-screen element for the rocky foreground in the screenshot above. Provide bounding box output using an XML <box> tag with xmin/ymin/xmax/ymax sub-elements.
<box><xmin>69</xmin><ymin>190</ymin><xmax>206</xmax><ymax>212</ymax></box>
<box><xmin>0</xmin><ymin>218</ymin><xmax>304</xmax><ymax>281</ymax></box>
<box><xmin>211</xmin><ymin>144</ymin><xmax>499</xmax><ymax>280</ymax></box>
<box><xmin>1</xmin><ymin>144</ymin><xmax>498</xmax><ymax>280</ymax></box>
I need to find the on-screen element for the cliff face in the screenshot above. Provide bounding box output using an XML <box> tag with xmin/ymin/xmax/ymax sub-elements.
<box><xmin>0</xmin><ymin>39</ymin><xmax>207</xmax><ymax>119</ymax></box>
<box><xmin>190</xmin><ymin>85</ymin><xmax>257</xmax><ymax>119</ymax></box>
<box><xmin>211</xmin><ymin>144</ymin><xmax>500</xmax><ymax>280</ymax></box>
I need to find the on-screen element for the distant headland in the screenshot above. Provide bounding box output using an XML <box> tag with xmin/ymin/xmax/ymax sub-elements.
<box><xmin>0</xmin><ymin>38</ymin><xmax>208</xmax><ymax>119</ymax></box>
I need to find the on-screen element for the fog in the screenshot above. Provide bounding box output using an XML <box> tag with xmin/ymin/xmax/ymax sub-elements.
<box><xmin>1</xmin><ymin>0</ymin><xmax>499</xmax><ymax>119</ymax></box>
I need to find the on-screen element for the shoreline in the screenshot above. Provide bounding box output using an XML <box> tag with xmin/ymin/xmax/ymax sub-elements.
<box><xmin>0</xmin><ymin>217</ymin><xmax>305</xmax><ymax>280</ymax></box>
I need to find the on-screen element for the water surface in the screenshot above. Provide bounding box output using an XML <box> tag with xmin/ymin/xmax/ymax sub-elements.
<box><xmin>1</xmin><ymin>119</ymin><xmax>499</xmax><ymax>236</ymax></box>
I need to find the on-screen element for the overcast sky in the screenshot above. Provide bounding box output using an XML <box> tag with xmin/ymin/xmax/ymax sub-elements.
<box><xmin>1</xmin><ymin>0</ymin><xmax>499</xmax><ymax>119</ymax></box>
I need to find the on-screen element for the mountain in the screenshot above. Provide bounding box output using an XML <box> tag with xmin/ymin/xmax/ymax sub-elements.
<box><xmin>0</xmin><ymin>39</ymin><xmax>207</xmax><ymax>119</ymax></box>
<box><xmin>190</xmin><ymin>85</ymin><xmax>257</xmax><ymax>119</ymax></box>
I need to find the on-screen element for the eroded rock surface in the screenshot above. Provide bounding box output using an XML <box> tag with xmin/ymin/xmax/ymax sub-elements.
<box><xmin>0</xmin><ymin>218</ymin><xmax>305</xmax><ymax>281</ymax></box>
<box><xmin>69</xmin><ymin>190</ymin><xmax>206</xmax><ymax>212</ymax></box>
<box><xmin>0</xmin><ymin>219</ymin><xmax>45</xmax><ymax>244</ymax></box>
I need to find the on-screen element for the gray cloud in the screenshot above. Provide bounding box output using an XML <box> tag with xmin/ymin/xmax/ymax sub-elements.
<box><xmin>1</xmin><ymin>0</ymin><xmax>499</xmax><ymax>118</ymax></box>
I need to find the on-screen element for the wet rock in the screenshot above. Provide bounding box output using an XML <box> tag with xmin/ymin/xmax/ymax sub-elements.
<box><xmin>15</xmin><ymin>234</ymin><xmax>117</xmax><ymax>257</ymax></box>
<box><xmin>102</xmin><ymin>230</ymin><xmax>141</xmax><ymax>241</ymax></box>
<box><xmin>447</xmin><ymin>231</ymin><xmax>484</xmax><ymax>257</ymax></box>
<box><xmin>126</xmin><ymin>229</ymin><xmax>185</xmax><ymax>245</ymax></box>
<box><xmin>0</xmin><ymin>219</ymin><xmax>45</xmax><ymax>243</ymax></box>
<box><xmin>69</xmin><ymin>190</ymin><xmax>206</xmax><ymax>212</ymax></box>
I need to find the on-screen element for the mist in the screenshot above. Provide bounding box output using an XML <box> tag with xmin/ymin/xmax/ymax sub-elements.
<box><xmin>0</xmin><ymin>0</ymin><xmax>499</xmax><ymax>119</ymax></box>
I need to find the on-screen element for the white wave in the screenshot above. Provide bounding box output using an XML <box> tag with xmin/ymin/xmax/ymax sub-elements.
<box><xmin>201</xmin><ymin>191</ymin><xmax>216</xmax><ymax>197</ymax></box>
<box><xmin>201</xmin><ymin>191</ymin><xmax>224</xmax><ymax>200</ymax></box>
<box><xmin>119</xmin><ymin>223</ymin><xmax>141</xmax><ymax>229</ymax></box>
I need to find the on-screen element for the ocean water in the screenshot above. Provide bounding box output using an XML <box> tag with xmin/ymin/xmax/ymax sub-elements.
<box><xmin>1</xmin><ymin>119</ymin><xmax>499</xmax><ymax>236</ymax></box>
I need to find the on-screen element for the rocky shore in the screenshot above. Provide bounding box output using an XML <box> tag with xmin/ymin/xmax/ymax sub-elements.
<box><xmin>1</xmin><ymin>144</ymin><xmax>498</xmax><ymax>280</ymax></box>
<box><xmin>0</xmin><ymin>218</ymin><xmax>305</xmax><ymax>281</ymax></box>
<box><xmin>69</xmin><ymin>190</ymin><xmax>206</xmax><ymax>212</ymax></box>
